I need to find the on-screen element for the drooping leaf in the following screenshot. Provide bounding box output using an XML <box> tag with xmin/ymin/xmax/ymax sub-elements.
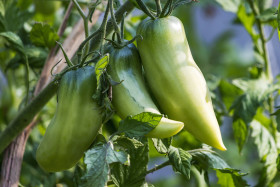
<box><xmin>118</xmin><ymin>112</ymin><xmax>162</xmax><ymax>138</ymax></box>
<box><xmin>168</xmin><ymin>146</ymin><xmax>192</xmax><ymax>179</ymax></box>
<box><xmin>83</xmin><ymin>142</ymin><xmax>128</xmax><ymax>187</ymax></box>
<box><xmin>0</xmin><ymin>32</ymin><xmax>24</xmax><ymax>54</ymax></box>
<box><xmin>250</xmin><ymin>120</ymin><xmax>278</xmax><ymax>186</ymax></box>
<box><xmin>190</xmin><ymin>149</ymin><xmax>229</xmax><ymax>171</ymax></box>
<box><xmin>232</xmin><ymin>118</ymin><xmax>248</xmax><ymax>153</ymax></box>
<box><xmin>111</xmin><ymin>137</ymin><xmax>149</xmax><ymax>187</ymax></box>
<box><xmin>215</xmin><ymin>168</ymin><xmax>249</xmax><ymax>187</ymax></box>
<box><xmin>152</xmin><ymin>138</ymin><xmax>172</xmax><ymax>154</ymax></box>
<box><xmin>30</xmin><ymin>23</ymin><xmax>59</xmax><ymax>49</ymax></box>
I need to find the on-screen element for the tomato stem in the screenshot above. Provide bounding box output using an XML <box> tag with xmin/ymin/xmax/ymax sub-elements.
<box><xmin>110</xmin><ymin>0</ymin><xmax>122</xmax><ymax>43</ymax></box>
<box><xmin>155</xmin><ymin>0</ymin><xmax>162</xmax><ymax>16</ymax></box>
<box><xmin>135</xmin><ymin>0</ymin><xmax>156</xmax><ymax>19</ymax></box>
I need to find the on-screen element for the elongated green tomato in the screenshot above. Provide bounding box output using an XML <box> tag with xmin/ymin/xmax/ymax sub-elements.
<box><xmin>107</xmin><ymin>43</ymin><xmax>184</xmax><ymax>138</ymax></box>
<box><xmin>36</xmin><ymin>66</ymin><xmax>102</xmax><ymax>172</ymax></box>
<box><xmin>137</xmin><ymin>16</ymin><xmax>226</xmax><ymax>151</ymax></box>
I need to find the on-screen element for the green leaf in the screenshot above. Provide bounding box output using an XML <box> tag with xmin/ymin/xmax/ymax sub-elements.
<box><xmin>218</xmin><ymin>79</ymin><xmax>243</xmax><ymax>112</ymax></box>
<box><xmin>118</xmin><ymin>112</ymin><xmax>162</xmax><ymax>138</ymax></box>
<box><xmin>250</xmin><ymin>120</ymin><xmax>278</xmax><ymax>186</ymax></box>
<box><xmin>232</xmin><ymin>119</ymin><xmax>248</xmax><ymax>153</ymax></box>
<box><xmin>0</xmin><ymin>1</ymin><xmax>31</xmax><ymax>32</ymax></box>
<box><xmin>152</xmin><ymin>138</ymin><xmax>172</xmax><ymax>154</ymax></box>
<box><xmin>83</xmin><ymin>142</ymin><xmax>128</xmax><ymax>187</ymax></box>
<box><xmin>237</xmin><ymin>4</ymin><xmax>257</xmax><ymax>41</ymax></box>
<box><xmin>114</xmin><ymin>136</ymin><xmax>144</xmax><ymax>150</ymax></box>
<box><xmin>0</xmin><ymin>32</ymin><xmax>24</xmax><ymax>54</ymax></box>
<box><xmin>257</xmin><ymin>7</ymin><xmax>277</xmax><ymax>22</ymax></box>
<box><xmin>257</xmin><ymin>0</ymin><xmax>273</xmax><ymax>13</ymax></box>
<box><xmin>215</xmin><ymin>168</ymin><xmax>249</xmax><ymax>187</ymax></box>
<box><xmin>190</xmin><ymin>149</ymin><xmax>229</xmax><ymax>171</ymax></box>
<box><xmin>93</xmin><ymin>54</ymin><xmax>114</xmax><ymax>122</ymax></box>
<box><xmin>111</xmin><ymin>137</ymin><xmax>149</xmax><ymax>187</ymax></box>
<box><xmin>30</xmin><ymin>23</ymin><xmax>59</xmax><ymax>49</ymax></box>
<box><xmin>168</xmin><ymin>146</ymin><xmax>192</xmax><ymax>179</ymax></box>
<box><xmin>214</xmin><ymin>0</ymin><xmax>240</xmax><ymax>13</ymax></box>
<box><xmin>231</xmin><ymin>77</ymin><xmax>278</xmax><ymax>124</ymax></box>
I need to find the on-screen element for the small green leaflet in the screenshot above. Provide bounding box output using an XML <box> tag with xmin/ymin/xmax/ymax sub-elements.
<box><xmin>168</xmin><ymin>146</ymin><xmax>192</xmax><ymax>179</ymax></box>
<box><xmin>93</xmin><ymin>54</ymin><xmax>114</xmax><ymax>122</ymax></box>
<box><xmin>83</xmin><ymin>141</ymin><xmax>128</xmax><ymax>187</ymax></box>
<box><xmin>111</xmin><ymin>137</ymin><xmax>149</xmax><ymax>187</ymax></box>
<box><xmin>215</xmin><ymin>168</ymin><xmax>249</xmax><ymax>187</ymax></box>
<box><xmin>232</xmin><ymin>119</ymin><xmax>248</xmax><ymax>153</ymax></box>
<box><xmin>250</xmin><ymin>120</ymin><xmax>278</xmax><ymax>186</ymax></box>
<box><xmin>0</xmin><ymin>32</ymin><xmax>24</xmax><ymax>54</ymax></box>
<box><xmin>30</xmin><ymin>23</ymin><xmax>59</xmax><ymax>49</ymax></box>
<box><xmin>152</xmin><ymin>138</ymin><xmax>172</xmax><ymax>154</ymax></box>
<box><xmin>257</xmin><ymin>7</ymin><xmax>277</xmax><ymax>23</ymax></box>
<box><xmin>118</xmin><ymin>112</ymin><xmax>162</xmax><ymax>138</ymax></box>
<box><xmin>237</xmin><ymin>4</ymin><xmax>257</xmax><ymax>41</ymax></box>
<box><xmin>190</xmin><ymin>149</ymin><xmax>229</xmax><ymax>171</ymax></box>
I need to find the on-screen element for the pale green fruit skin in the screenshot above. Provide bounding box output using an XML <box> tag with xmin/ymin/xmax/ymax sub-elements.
<box><xmin>36</xmin><ymin>66</ymin><xmax>103</xmax><ymax>172</ymax></box>
<box><xmin>107</xmin><ymin>43</ymin><xmax>183</xmax><ymax>138</ymax></box>
<box><xmin>137</xmin><ymin>16</ymin><xmax>226</xmax><ymax>151</ymax></box>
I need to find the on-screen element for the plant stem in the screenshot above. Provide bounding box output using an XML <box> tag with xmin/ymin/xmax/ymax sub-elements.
<box><xmin>147</xmin><ymin>160</ymin><xmax>170</xmax><ymax>174</ymax></box>
<box><xmin>155</xmin><ymin>0</ymin><xmax>162</xmax><ymax>16</ymax></box>
<box><xmin>99</xmin><ymin>1</ymin><xmax>110</xmax><ymax>55</ymax></box>
<box><xmin>247</xmin><ymin>0</ymin><xmax>272</xmax><ymax>81</ymax></box>
<box><xmin>136</xmin><ymin>0</ymin><xmax>156</xmax><ymax>19</ymax></box>
<box><xmin>247</xmin><ymin>0</ymin><xmax>277</xmax><ymax>136</ymax></box>
<box><xmin>72</xmin><ymin>0</ymin><xmax>90</xmax><ymax>63</ymax></box>
<box><xmin>109</xmin><ymin>0</ymin><xmax>122</xmax><ymax>42</ymax></box>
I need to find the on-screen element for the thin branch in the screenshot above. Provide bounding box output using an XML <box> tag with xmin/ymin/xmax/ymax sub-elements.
<box><xmin>147</xmin><ymin>160</ymin><xmax>170</xmax><ymax>174</ymax></box>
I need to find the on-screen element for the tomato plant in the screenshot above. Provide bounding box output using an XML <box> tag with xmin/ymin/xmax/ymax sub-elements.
<box><xmin>0</xmin><ymin>0</ymin><xmax>280</xmax><ymax>186</ymax></box>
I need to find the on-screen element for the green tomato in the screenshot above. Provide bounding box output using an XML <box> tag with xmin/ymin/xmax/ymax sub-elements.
<box><xmin>34</xmin><ymin>0</ymin><xmax>61</xmax><ymax>15</ymax></box>
<box><xmin>107</xmin><ymin>43</ymin><xmax>184</xmax><ymax>138</ymax></box>
<box><xmin>36</xmin><ymin>66</ymin><xmax>103</xmax><ymax>172</ymax></box>
<box><xmin>137</xmin><ymin>16</ymin><xmax>226</xmax><ymax>151</ymax></box>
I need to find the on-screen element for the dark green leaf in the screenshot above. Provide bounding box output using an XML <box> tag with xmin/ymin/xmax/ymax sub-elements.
<box><xmin>30</xmin><ymin>23</ymin><xmax>59</xmax><ymax>49</ymax></box>
<box><xmin>215</xmin><ymin>168</ymin><xmax>249</xmax><ymax>187</ymax></box>
<box><xmin>218</xmin><ymin>79</ymin><xmax>243</xmax><ymax>112</ymax></box>
<box><xmin>168</xmin><ymin>146</ymin><xmax>192</xmax><ymax>179</ymax></box>
<box><xmin>250</xmin><ymin>120</ymin><xmax>278</xmax><ymax>186</ymax></box>
<box><xmin>0</xmin><ymin>1</ymin><xmax>31</xmax><ymax>32</ymax></box>
<box><xmin>257</xmin><ymin>0</ymin><xmax>273</xmax><ymax>13</ymax></box>
<box><xmin>232</xmin><ymin>119</ymin><xmax>248</xmax><ymax>153</ymax></box>
<box><xmin>111</xmin><ymin>138</ymin><xmax>148</xmax><ymax>187</ymax></box>
<box><xmin>190</xmin><ymin>149</ymin><xmax>229</xmax><ymax>171</ymax></box>
<box><xmin>152</xmin><ymin>138</ymin><xmax>172</xmax><ymax>154</ymax></box>
<box><xmin>114</xmin><ymin>136</ymin><xmax>144</xmax><ymax>150</ymax></box>
<box><xmin>118</xmin><ymin>112</ymin><xmax>162</xmax><ymax>138</ymax></box>
<box><xmin>257</xmin><ymin>7</ymin><xmax>277</xmax><ymax>23</ymax></box>
<box><xmin>83</xmin><ymin>142</ymin><xmax>127</xmax><ymax>187</ymax></box>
